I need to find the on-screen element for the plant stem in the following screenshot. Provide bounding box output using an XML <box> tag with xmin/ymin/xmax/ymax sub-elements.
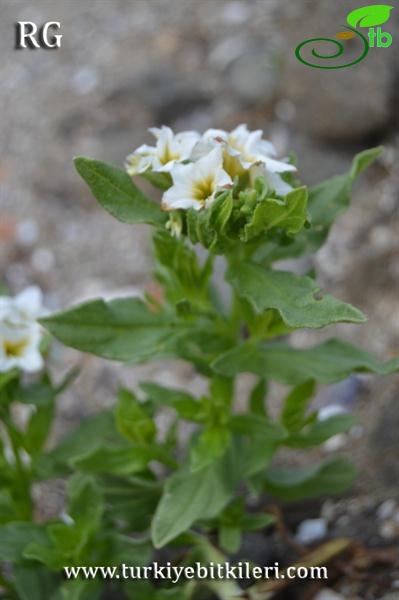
<box><xmin>3</xmin><ymin>413</ymin><xmax>32</xmax><ymax>520</ymax></box>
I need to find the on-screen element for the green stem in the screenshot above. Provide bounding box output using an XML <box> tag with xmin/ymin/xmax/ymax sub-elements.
<box><xmin>3</xmin><ymin>413</ymin><xmax>32</xmax><ymax>520</ymax></box>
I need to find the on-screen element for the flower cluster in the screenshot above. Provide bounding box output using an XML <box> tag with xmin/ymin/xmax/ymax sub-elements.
<box><xmin>0</xmin><ymin>287</ymin><xmax>44</xmax><ymax>373</ymax></box>
<box><xmin>126</xmin><ymin>124</ymin><xmax>296</xmax><ymax>212</ymax></box>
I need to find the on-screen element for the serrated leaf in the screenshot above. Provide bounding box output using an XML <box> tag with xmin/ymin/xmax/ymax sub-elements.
<box><xmin>74</xmin><ymin>157</ymin><xmax>166</xmax><ymax>226</ymax></box>
<box><xmin>243</xmin><ymin>186</ymin><xmax>308</xmax><ymax>241</ymax></box>
<box><xmin>227</xmin><ymin>263</ymin><xmax>366</xmax><ymax>329</ymax></box>
<box><xmin>212</xmin><ymin>339</ymin><xmax>399</xmax><ymax>385</ymax></box>
<box><xmin>41</xmin><ymin>297</ymin><xmax>180</xmax><ymax>362</ymax></box>
<box><xmin>347</xmin><ymin>5</ymin><xmax>393</xmax><ymax>28</ymax></box>
<box><xmin>265</xmin><ymin>457</ymin><xmax>356</xmax><ymax>500</ymax></box>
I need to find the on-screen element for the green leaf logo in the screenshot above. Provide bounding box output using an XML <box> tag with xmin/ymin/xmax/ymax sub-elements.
<box><xmin>347</xmin><ymin>5</ymin><xmax>393</xmax><ymax>28</ymax></box>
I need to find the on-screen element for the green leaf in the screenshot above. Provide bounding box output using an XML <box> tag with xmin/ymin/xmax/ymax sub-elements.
<box><xmin>227</xmin><ymin>263</ymin><xmax>366</xmax><ymax>329</ymax></box>
<box><xmin>190</xmin><ymin>426</ymin><xmax>231</xmax><ymax>471</ymax></box>
<box><xmin>0</xmin><ymin>522</ymin><xmax>48</xmax><ymax>561</ymax></box>
<box><xmin>72</xmin><ymin>445</ymin><xmax>152</xmax><ymax>476</ymax></box>
<box><xmin>124</xmin><ymin>581</ymin><xmax>185</xmax><ymax>600</ymax></box>
<box><xmin>153</xmin><ymin>229</ymin><xmax>213</xmax><ymax>308</ymax></box>
<box><xmin>67</xmin><ymin>474</ymin><xmax>103</xmax><ymax>528</ymax></box>
<box><xmin>51</xmin><ymin>580</ymin><xmax>102</xmax><ymax>600</ymax></box>
<box><xmin>265</xmin><ymin>457</ymin><xmax>356</xmax><ymax>500</ymax></box>
<box><xmin>14</xmin><ymin>565</ymin><xmax>58</xmax><ymax>600</ymax></box>
<box><xmin>41</xmin><ymin>297</ymin><xmax>179</xmax><ymax>362</ymax></box>
<box><xmin>212</xmin><ymin>339</ymin><xmax>399</xmax><ymax>385</ymax></box>
<box><xmin>151</xmin><ymin>451</ymin><xmax>241</xmax><ymax>548</ymax></box>
<box><xmin>116</xmin><ymin>388</ymin><xmax>156</xmax><ymax>444</ymax></box>
<box><xmin>35</xmin><ymin>411</ymin><xmax>116</xmax><ymax>478</ymax></box>
<box><xmin>287</xmin><ymin>414</ymin><xmax>356</xmax><ymax>448</ymax></box>
<box><xmin>229</xmin><ymin>414</ymin><xmax>287</xmax><ymax>441</ymax></box>
<box><xmin>281</xmin><ymin>380</ymin><xmax>316</xmax><ymax>432</ymax></box>
<box><xmin>17</xmin><ymin>379</ymin><xmax>54</xmax><ymax>407</ymax></box>
<box><xmin>140</xmin><ymin>382</ymin><xmax>203</xmax><ymax>422</ymax></box>
<box><xmin>243</xmin><ymin>186</ymin><xmax>308</xmax><ymax>241</ymax></box>
<box><xmin>0</xmin><ymin>369</ymin><xmax>18</xmax><ymax>392</ymax></box>
<box><xmin>347</xmin><ymin>5</ymin><xmax>393</xmax><ymax>28</ymax></box>
<box><xmin>103</xmin><ymin>533</ymin><xmax>151</xmax><ymax>567</ymax></box>
<box><xmin>24</xmin><ymin>400</ymin><xmax>55</xmax><ymax>455</ymax></box>
<box><xmin>74</xmin><ymin>157</ymin><xmax>166</xmax><ymax>226</ymax></box>
<box><xmin>208</xmin><ymin>190</ymin><xmax>234</xmax><ymax>234</ymax></box>
<box><xmin>350</xmin><ymin>147</ymin><xmax>383</xmax><ymax>179</ymax></box>
<box><xmin>219</xmin><ymin>524</ymin><xmax>242</xmax><ymax>554</ymax></box>
<box><xmin>254</xmin><ymin>147</ymin><xmax>382</xmax><ymax>263</ymax></box>
<box><xmin>241</xmin><ymin>512</ymin><xmax>275</xmax><ymax>531</ymax></box>
<box><xmin>101</xmin><ymin>476</ymin><xmax>160</xmax><ymax>531</ymax></box>
<box><xmin>249</xmin><ymin>378</ymin><xmax>268</xmax><ymax>417</ymax></box>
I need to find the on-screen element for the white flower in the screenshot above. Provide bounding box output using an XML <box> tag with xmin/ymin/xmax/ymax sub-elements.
<box><xmin>198</xmin><ymin>124</ymin><xmax>296</xmax><ymax>177</ymax></box>
<box><xmin>162</xmin><ymin>147</ymin><xmax>232</xmax><ymax>211</ymax></box>
<box><xmin>0</xmin><ymin>287</ymin><xmax>44</xmax><ymax>373</ymax></box>
<box><xmin>126</xmin><ymin>126</ymin><xmax>200</xmax><ymax>175</ymax></box>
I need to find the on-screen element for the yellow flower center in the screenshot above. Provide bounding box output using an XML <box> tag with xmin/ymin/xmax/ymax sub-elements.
<box><xmin>192</xmin><ymin>176</ymin><xmax>215</xmax><ymax>204</ymax></box>
<box><xmin>160</xmin><ymin>144</ymin><xmax>181</xmax><ymax>165</ymax></box>
<box><xmin>3</xmin><ymin>338</ymin><xmax>28</xmax><ymax>358</ymax></box>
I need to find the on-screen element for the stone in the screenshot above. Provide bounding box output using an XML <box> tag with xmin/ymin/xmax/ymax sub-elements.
<box><xmin>377</xmin><ymin>499</ymin><xmax>398</xmax><ymax>521</ymax></box>
<box><xmin>295</xmin><ymin>518</ymin><xmax>328</xmax><ymax>544</ymax></box>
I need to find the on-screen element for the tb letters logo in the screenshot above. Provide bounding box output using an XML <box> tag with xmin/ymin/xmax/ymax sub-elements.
<box><xmin>296</xmin><ymin>4</ymin><xmax>393</xmax><ymax>69</ymax></box>
<box><xmin>15</xmin><ymin>21</ymin><xmax>62</xmax><ymax>49</ymax></box>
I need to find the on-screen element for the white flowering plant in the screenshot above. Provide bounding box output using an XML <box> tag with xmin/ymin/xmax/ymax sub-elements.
<box><xmin>0</xmin><ymin>125</ymin><xmax>397</xmax><ymax>599</ymax></box>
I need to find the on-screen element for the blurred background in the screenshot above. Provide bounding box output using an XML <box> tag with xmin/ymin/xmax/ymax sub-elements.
<box><xmin>0</xmin><ymin>0</ymin><xmax>398</xmax><ymax>568</ymax></box>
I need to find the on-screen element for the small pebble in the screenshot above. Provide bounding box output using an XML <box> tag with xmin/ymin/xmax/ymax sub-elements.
<box><xmin>221</xmin><ymin>0</ymin><xmax>250</xmax><ymax>24</ymax></box>
<box><xmin>70</xmin><ymin>67</ymin><xmax>99</xmax><ymax>95</ymax></box>
<box><xmin>31</xmin><ymin>247</ymin><xmax>55</xmax><ymax>272</ymax></box>
<box><xmin>379</xmin><ymin>520</ymin><xmax>398</xmax><ymax>540</ymax></box>
<box><xmin>295</xmin><ymin>518</ymin><xmax>327</xmax><ymax>545</ymax></box>
<box><xmin>377</xmin><ymin>499</ymin><xmax>397</xmax><ymax>521</ymax></box>
<box><xmin>321</xmin><ymin>499</ymin><xmax>336</xmax><ymax>522</ymax></box>
<box><xmin>16</xmin><ymin>219</ymin><xmax>39</xmax><ymax>247</ymax></box>
<box><xmin>323</xmin><ymin>433</ymin><xmax>347</xmax><ymax>452</ymax></box>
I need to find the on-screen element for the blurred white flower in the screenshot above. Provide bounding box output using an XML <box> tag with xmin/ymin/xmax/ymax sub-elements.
<box><xmin>200</xmin><ymin>124</ymin><xmax>296</xmax><ymax>176</ymax></box>
<box><xmin>162</xmin><ymin>147</ymin><xmax>232</xmax><ymax>211</ymax></box>
<box><xmin>126</xmin><ymin>126</ymin><xmax>200</xmax><ymax>175</ymax></box>
<box><xmin>0</xmin><ymin>287</ymin><xmax>44</xmax><ymax>373</ymax></box>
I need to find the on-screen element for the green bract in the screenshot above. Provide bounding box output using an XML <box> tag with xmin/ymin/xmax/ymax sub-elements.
<box><xmin>0</xmin><ymin>125</ymin><xmax>392</xmax><ymax>599</ymax></box>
